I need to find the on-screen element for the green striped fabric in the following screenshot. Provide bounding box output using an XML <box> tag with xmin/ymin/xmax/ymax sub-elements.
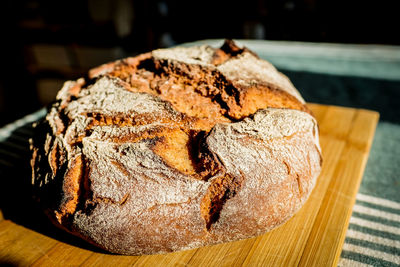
<box><xmin>1</xmin><ymin>40</ymin><xmax>399</xmax><ymax>266</ymax></box>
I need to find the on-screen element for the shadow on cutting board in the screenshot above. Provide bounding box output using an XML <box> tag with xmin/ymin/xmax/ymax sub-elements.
<box><xmin>0</xmin><ymin>260</ymin><xmax>18</xmax><ymax>267</ymax></box>
<box><xmin>0</xmin><ymin>122</ymin><xmax>109</xmax><ymax>255</ymax></box>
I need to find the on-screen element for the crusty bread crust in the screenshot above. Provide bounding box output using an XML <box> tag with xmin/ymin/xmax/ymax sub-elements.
<box><xmin>30</xmin><ymin>40</ymin><xmax>322</xmax><ymax>255</ymax></box>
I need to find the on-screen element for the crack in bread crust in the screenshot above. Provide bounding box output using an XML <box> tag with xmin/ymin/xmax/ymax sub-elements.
<box><xmin>30</xmin><ymin>40</ymin><xmax>322</xmax><ymax>255</ymax></box>
<box><xmin>91</xmin><ymin>40</ymin><xmax>310</xmax><ymax>123</ymax></box>
<box><xmin>200</xmin><ymin>173</ymin><xmax>244</xmax><ymax>230</ymax></box>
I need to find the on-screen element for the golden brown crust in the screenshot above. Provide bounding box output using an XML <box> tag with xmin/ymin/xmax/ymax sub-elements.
<box><xmin>30</xmin><ymin>40</ymin><xmax>322</xmax><ymax>255</ymax></box>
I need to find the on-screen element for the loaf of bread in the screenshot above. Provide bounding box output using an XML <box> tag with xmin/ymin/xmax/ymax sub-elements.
<box><xmin>30</xmin><ymin>40</ymin><xmax>322</xmax><ymax>255</ymax></box>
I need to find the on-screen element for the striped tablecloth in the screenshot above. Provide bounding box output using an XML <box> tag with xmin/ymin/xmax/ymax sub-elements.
<box><xmin>339</xmin><ymin>194</ymin><xmax>400</xmax><ymax>266</ymax></box>
<box><xmin>1</xmin><ymin>40</ymin><xmax>399</xmax><ymax>266</ymax></box>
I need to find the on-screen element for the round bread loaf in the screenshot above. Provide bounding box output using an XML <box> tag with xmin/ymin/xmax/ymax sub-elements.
<box><xmin>30</xmin><ymin>40</ymin><xmax>322</xmax><ymax>255</ymax></box>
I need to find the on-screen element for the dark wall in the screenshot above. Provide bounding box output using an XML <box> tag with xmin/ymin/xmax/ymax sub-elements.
<box><xmin>0</xmin><ymin>0</ymin><xmax>398</xmax><ymax>126</ymax></box>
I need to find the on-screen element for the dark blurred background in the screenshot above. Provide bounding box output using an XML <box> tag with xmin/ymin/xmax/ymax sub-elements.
<box><xmin>0</xmin><ymin>0</ymin><xmax>398</xmax><ymax>127</ymax></box>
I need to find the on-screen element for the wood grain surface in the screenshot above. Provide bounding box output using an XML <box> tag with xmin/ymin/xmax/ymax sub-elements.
<box><xmin>0</xmin><ymin>104</ymin><xmax>379</xmax><ymax>266</ymax></box>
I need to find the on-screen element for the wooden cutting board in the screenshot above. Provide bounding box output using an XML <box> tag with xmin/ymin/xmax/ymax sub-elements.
<box><xmin>0</xmin><ymin>104</ymin><xmax>379</xmax><ymax>266</ymax></box>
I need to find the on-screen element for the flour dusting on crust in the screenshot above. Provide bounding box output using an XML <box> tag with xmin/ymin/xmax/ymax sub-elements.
<box><xmin>30</xmin><ymin>40</ymin><xmax>322</xmax><ymax>255</ymax></box>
